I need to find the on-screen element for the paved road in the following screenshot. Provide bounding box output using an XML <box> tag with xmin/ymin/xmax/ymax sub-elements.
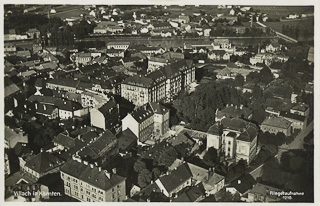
<box><xmin>288</xmin><ymin>120</ymin><xmax>314</xmax><ymax>150</ymax></box>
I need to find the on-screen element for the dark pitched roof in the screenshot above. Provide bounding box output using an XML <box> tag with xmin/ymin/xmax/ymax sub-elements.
<box><xmin>117</xmin><ymin>128</ymin><xmax>137</xmax><ymax>152</ymax></box>
<box><xmin>158</xmin><ymin>163</ymin><xmax>193</xmax><ymax>193</ymax></box>
<box><xmin>35</xmin><ymin>103</ymin><xmax>57</xmax><ymax>115</ymax></box>
<box><xmin>78</xmin><ymin>130</ymin><xmax>116</xmax><ymax>159</ymax></box>
<box><xmin>98</xmin><ymin>100</ymin><xmax>117</xmax><ymax>114</ymax></box>
<box><xmin>60</xmin><ymin>158</ymin><xmax>125</xmax><ymax>191</ymax></box>
<box><xmin>25</xmin><ymin>152</ymin><xmax>64</xmax><ymax>174</ymax></box>
<box><xmin>207</xmin><ymin>124</ymin><xmax>221</xmax><ymax>136</ymax></box>
<box><xmin>123</xmin><ymin>75</ymin><xmax>154</xmax><ymax>87</ymax></box>
<box><xmin>53</xmin><ymin>133</ymin><xmax>76</xmax><ymax>149</ymax></box>
<box><xmin>229</xmin><ymin>174</ymin><xmax>256</xmax><ymax>194</ymax></box>
<box><xmin>131</xmin><ymin>106</ymin><xmax>154</xmax><ymax>123</ymax></box>
<box><xmin>168</xmin><ymin>132</ymin><xmax>195</xmax><ymax>146</ymax></box>
<box><xmin>280</xmin><ymin>112</ymin><xmax>306</xmax><ymax>122</ymax></box>
<box><xmin>149</xmin><ymin>102</ymin><xmax>169</xmax><ymax>115</ymax></box>
<box><xmin>28</xmin><ymin>95</ymin><xmax>83</xmax><ymax>112</ymax></box>
<box><xmin>173</xmin><ymin>184</ymin><xmax>205</xmax><ymax>202</ymax></box>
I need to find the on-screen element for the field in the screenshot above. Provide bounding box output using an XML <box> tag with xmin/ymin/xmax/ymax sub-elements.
<box><xmin>49</xmin><ymin>5</ymin><xmax>87</xmax><ymax>19</ymax></box>
<box><xmin>263</xmin><ymin>18</ymin><xmax>314</xmax><ymax>41</ymax></box>
<box><xmin>251</xmin><ymin>6</ymin><xmax>314</xmax><ymax>19</ymax></box>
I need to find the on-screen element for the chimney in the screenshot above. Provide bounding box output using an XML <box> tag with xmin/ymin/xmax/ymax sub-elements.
<box><xmin>98</xmin><ymin>167</ymin><xmax>102</xmax><ymax>172</ymax></box>
<box><xmin>238</xmin><ymin>180</ymin><xmax>241</xmax><ymax>184</ymax></box>
<box><xmin>83</xmin><ymin>161</ymin><xmax>88</xmax><ymax>165</ymax></box>
<box><xmin>35</xmin><ymin>103</ymin><xmax>38</xmax><ymax>110</ymax></box>
<box><xmin>40</xmin><ymin>148</ymin><xmax>44</xmax><ymax>152</ymax></box>
<box><xmin>43</xmin><ymin>104</ymin><xmax>46</xmax><ymax>110</ymax></box>
<box><xmin>90</xmin><ymin>164</ymin><xmax>94</xmax><ymax>168</ymax></box>
<box><xmin>78</xmin><ymin>135</ymin><xmax>81</xmax><ymax>140</ymax></box>
<box><xmin>112</xmin><ymin>168</ymin><xmax>117</xmax><ymax>174</ymax></box>
<box><xmin>94</xmin><ymin>162</ymin><xmax>98</xmax><ymax>166</ymax></box>
<box><xmin>104</xmin><ymin>170</ymin><xmax>111</xmax><ymax>179</ymax></box>
<box><xmin>240</xmin><ymin>104</ymin><xmax>243</xmax><ymax>109</ymax></box>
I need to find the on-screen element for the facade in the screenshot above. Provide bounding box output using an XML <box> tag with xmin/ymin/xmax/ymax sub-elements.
<box><xmin>122</xmin><ymin>105</ymin><xmax>154</xmax><ymax>143</ymax></box>
<box><xmin>149</xmin><ymin>102</ymin><xmax>170</xmax><ymax>137</ymax></box>
<box><xmin>208</xmin><ymin>50</ymin><xmax>231</xmax><ymax>61</ymax></box>
<box><xmin>280</xmin><ymin>112</ymin><xmax>307</xmax><ymax>131</ymax></box>
<box><xmin>207</xmin><ymin>118</ymin><xmax>258</xmax><ymax>164</ymax></box>
<box><xmin>60</xmin><ymin>157</ymin><xmax>126</xmax><ymax>202</ymax></box>
<box><xmin>106</xmin><ymin>42</ymin><xmax>130</xmax><ymax>50</ymax></box>
<box><xmin>90</xmin><ymin>99</ymin><xmax>119</xmax><ymax>130</ymax></box>
<box><xmin>260</xmin><ymin>117</ymin><xmax>292</xmax><ymax>136</ymax></box>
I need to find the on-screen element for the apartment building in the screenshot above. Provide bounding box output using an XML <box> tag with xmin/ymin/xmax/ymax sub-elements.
<box><xmin>60</xmin><ymin>157</ymin><xmax>126</xmax><ymax>202</ymax></box>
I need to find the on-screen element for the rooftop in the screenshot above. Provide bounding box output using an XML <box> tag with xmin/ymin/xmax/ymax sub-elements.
<box><xmin>60</xmin><ymin>158</ymin><xmax>125</xmax><ymax>191</ymax></box>
<box><xmin>25</xmin><ymin>152</ymin><xmax>64</xmax><ymax>174</ymax></box>
<box><xmin>261</xmin><ymin>117</ymin><xmax>292</xmax><ymax>129</ymax></box>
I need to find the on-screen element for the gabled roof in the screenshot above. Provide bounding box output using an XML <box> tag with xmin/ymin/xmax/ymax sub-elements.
<box><xmin>78</xmin><ymin>130</ymin><xmax>116</xmax><ymax>159</ymax></box>
<box><xmin>280</xmin><ymin>112</ymin><xmax>306</xmax><ymax>122</ymax></box>
<box><xmin>123</xmin><ymin>75</ymin><xmax>154</xmax><ymax>88</ymax></box>
<box><xmin>157</xmin><ymin>163</ymin><xmax>193</xmax><ymax>194</ymax></box>
<box><xmin>130</xmin><ymin>106</ymin><xmax>154</xmax><ymax>123</ymax></box>
<box><xmin>173</xmin><ymin>184</ymin><xmax>206</xmax><ymax>202</ymax></box>
<box><xmin>53</xmin><ymin>133</ymin><xmax>75</xmax><ymax>149</ymax></box>
<box><xmin>117</xmin><ymin>128</ymin><xmax>137</xmax><ymax>152</ymax></box>
<box><xmin>25</xmin><ymin>152</ymin><xmax>64</xmax><ymax>174</ymax></box>
<box><xmin>228</xmin><ymin>174</ymin><xmax>255</xmax><ymax>194</ymax></box>
<box><xmin>60</xmin><ymin>158</ymin><xmax>125</xmax><ymax>191</ymax></box>
<box><xmin>98</xmin><ymin>100</ymin><xmax>117</xmax><ymax>115</ymax></box>
<box><xmin>149</xmin><ymin>102</ymin><xmax>169</xmax><ymax>115</ymax></box>
<box><xmin>261</xmin><ymin>117</ymin><xmax>292</xmax><ymax>129</ymax></box>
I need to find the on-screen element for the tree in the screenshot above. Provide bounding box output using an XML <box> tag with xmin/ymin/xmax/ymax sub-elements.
<box><xmin>203</xmin><ymin>147</ymin><xmax>218</xmax><ymax>166</ymax></box>
<box><xmin>234</xmin><ymin>74</ymin><xmax>244</xmax><ymax>87</ymax></box>
<box><xmin>137</xmin><ymin>169</ymin><xmax>152</xmax><ymax>188</ymax></box>
<box><xmin>134</xmin><ymin>159</ymin><xmax>147</xmax><ymax>173</ymax></box>
<box><xmin>157</xmin><ymin>146</ymin><xmax>178</xmax><ymax>168</ymax></box>
<box><xmin>152</xmin><ymin>168</ymin><xmax>161</xmax><ymax>180</ymax></box>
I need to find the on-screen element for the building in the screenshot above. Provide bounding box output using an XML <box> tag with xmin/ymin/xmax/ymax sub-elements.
<box><xmin>280</xmin><ymin>112</ymin><xmax>307</xmax><ymax>131</ymax></box>
<box><xmin>203</xmin><ymin>172</ymin><xmax>225</xmax><ymax>195</ymax></box>
<box><xmin>208</xmin><ymin>50</ymin><xmax>231</xmax><ymax>61</ymax></box>
<box><xmin>213</xmin><ymin>39</ymin><xmax>232</xmax><ymax>49</ymax></box>
<box><xmin>260</xmin><ymin>117</ymin><xmax>292</xmax><ymax>136</ymax></box>
<box><xmin>122</xmin><ymin>105</ymin><xmax>154</xmax><ymax>143</ymax></box>
<box><xmin>215</xmin><ymin>105</ymin><xmax>252</xmax><ymax>122</ymax></box>
<box><xmin>5</xmin><ymin>126</ymin><xmax>28</xmax><ymax>149</ymax></box>
<box><xmin>226</xmin><ymin>174</ymin><xmax>256</xmax><ymax>197</ymax></box>
<box><xmin>94</xmin><ymin>21</ymin><xmax>124</xmax><ymax>34</ymax></box>
<box><xmin>90</xmin><ymin>99</ymin><xmax>119</xmax><ymax>130</ymax></box>
<box><xmin>290</xmin><ymin>103</ymin><xmax>310</xmax><ymax>117</ymax></box>
<box><xmin>246</xmin><ymin>183</ymin><xmax>282</xmax><ymax>202</ymax></box>
<box><xmin>147</xmin><ymin>56</ymin><xmax>168</xmax><ymax>73</ymax></box>
<box><xmin>78</xmin><ymin>130</ymin><xmax>118</xmax><ymax>165</ymax></box>
<box><xmin>149</xmin><ymin>102</ymin><xmax>170</xmax><ymax>137</ymax></box>
<box><xmin>155</xmin><ymin>163</ymin><xmax>193</xmax><ymax>197</ymax></box>
<box><xmin>265</xmin><ymin>43</ymin><xmax>281</xmax><ymax>53</ymax></box>
<box><xmin>106</xmin><ymin>42</ymin><xmax>130</xmax><ymax>50</ymax></box>
<box><xmin>60</xmin><ymin>157</ymin><xmax>126</xmax><ymax>202</ymax></box>
<box><xmin>207</xmin><ymin>118</ymin><xmax>258</xmax><ymax>164</ymax></box>
<box><xmin>74</xmin><ymin>53</ymin><xmax>92</xmax><ymax>65</ymax></box>
<box><xmin>19</xmin><ymin>151</ymin><xmax>64</xmax><ymax>180</ymax></box>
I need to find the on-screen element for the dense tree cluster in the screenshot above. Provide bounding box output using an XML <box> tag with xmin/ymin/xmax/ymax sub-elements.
<box><xmin>173</xmin><ymin>82</ymin><xmax>247</xmax><ymax>131</ymax></box>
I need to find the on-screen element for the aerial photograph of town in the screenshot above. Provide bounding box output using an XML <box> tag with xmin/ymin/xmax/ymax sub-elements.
<box><xmin>3</xmin><ymin>4</ymin><xmax>315</xmax><ymax>203</ymax></box>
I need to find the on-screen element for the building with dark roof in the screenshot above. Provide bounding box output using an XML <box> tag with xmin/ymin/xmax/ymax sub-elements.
<box><xmin>173</xmin><ymin>184</ymin><xmax>206</xmax><ymax>202</ymax></box>
<box><xmin>155</xmin><ymin>163</ymin><xmax>193</xmax><ymax>197</ymax></box>
<box><xmin>261</xmin><ymin>117</ymin><xmax>292</xmax><ymax>136</ymax></box>
<box><xmin>78</xmin><ymin>130</ymin><xmax>118</xmax><ymax>166</ymax></box>
<box><xmin>20</xmin><ymin>151</ymin><xmax>64</xmax><ymax>180</ymax></box>
<box><xmin>226</xmin><ymin>174</ymin><xmax>256</xmax><ymax>196</ymax></box>
<box><xmin>121</xmin><ymin>104</ymin><xmax>154</xmax><ymax>143</ymax></box>
<box><xmin>117</xmin><ymin>128</ymin><xmax>138</xmax><ymax>153</ymax></box>
<box><xmin>215</xmin><ymin>105</ymin><xmax>252</xmax><ymax>122</ymax></box>
<box><xmin>280</xmin><ymin>112</ymin><xmax>307</xmax><ymax>130</ymax></box>
<box><xmin>207</xmin><ymin>118</ymin><xmax>258</xmax><ymax>164</ymax></box>
<box><xmin>60</xmin><ymin>157</ymin><xmax>126</xmax><ymax>202</ymax></box>
<box><xmin>90</xmin><ymin>99</ymin><xmax>119</xmax><ymax>130</ymax></box>
<box><xmin>121</xmin><ymin>59</ymin><xmax>195</xmax><ymax>105</ymax></box>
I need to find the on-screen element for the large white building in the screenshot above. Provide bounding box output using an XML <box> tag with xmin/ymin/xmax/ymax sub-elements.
<box><xmin>207</xmin><ymin>118</ymin><xmax>258</xmax><ymax>164</ymax></box>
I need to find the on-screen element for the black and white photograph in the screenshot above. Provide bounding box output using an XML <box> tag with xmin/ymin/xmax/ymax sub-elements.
<box><xmin>2</xmin><ymin>1</ymin><xmax>318</xmax><ymax>204</ymax></box>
